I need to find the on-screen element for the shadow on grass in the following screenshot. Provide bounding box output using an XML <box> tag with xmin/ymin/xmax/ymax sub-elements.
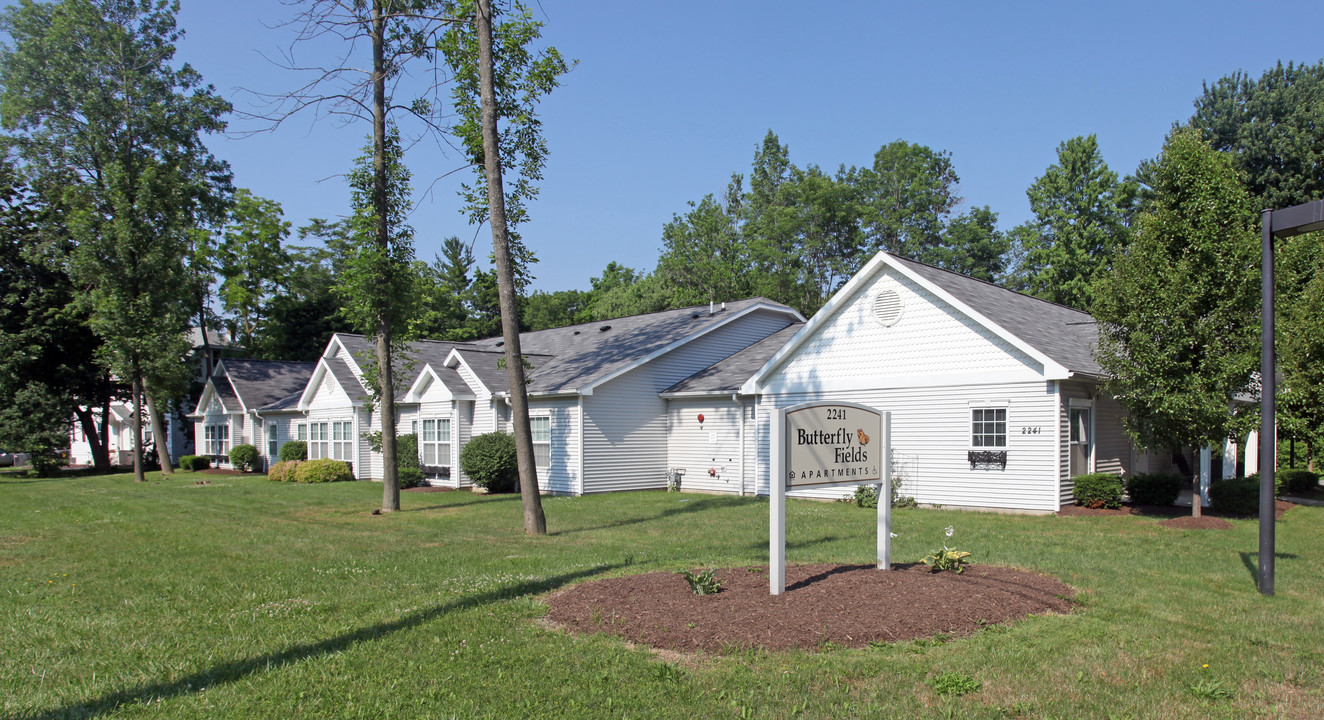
<box><xmin>743</xmin><ymin>535</ymin><xmax>843</xmax><ymax>553</ymax></box>
<box><xmin>551</xmin><ymin>495</ymin><xmax>752</xmax><ymax>535</ymax></box>
<box><xmin>1238</xmin><ymin>551</ymin><xmax>1299</xmax><ymax>583</ymax></box>
<box><xmin>15</xmin><ymin>563</ymin><xmax>618</xmax><ymax>720</ymax></box>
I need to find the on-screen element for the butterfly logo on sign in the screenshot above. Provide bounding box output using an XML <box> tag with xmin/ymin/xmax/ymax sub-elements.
<box><xmin>857</xmin><ymin>428</ymin><xmax>870</xmax><ymax>446</ymax></box>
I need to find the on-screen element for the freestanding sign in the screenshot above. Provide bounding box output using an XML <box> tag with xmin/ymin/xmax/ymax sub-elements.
<box><xmin>770</xmin><ymin>401</ymin><xmax>891</xmax><ymax>594</ymax></box>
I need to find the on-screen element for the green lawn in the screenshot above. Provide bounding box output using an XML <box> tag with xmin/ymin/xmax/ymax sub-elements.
<box><xmin>2</xmin><ymin>471</ymin><xmax>1321</xmax><ymax>719</ymax></box>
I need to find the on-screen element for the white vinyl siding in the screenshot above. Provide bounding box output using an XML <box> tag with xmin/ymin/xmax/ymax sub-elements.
<box><xmin>581</xmin><ymin>310</ymin><xmax>795</xmax><ymax>494</ymax></box>
<box><xmin>525</xmin><ymin>398</ymin><xmax>578</xmax><ymax>494</ymax></box>
<box><xmin>666</xmin><ymin>398</ymin><xmax>743</xmax><ymax>494</ymax></box>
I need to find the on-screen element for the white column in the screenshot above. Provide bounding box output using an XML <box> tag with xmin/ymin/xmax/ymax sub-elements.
<box><xmin>877</xmin><ymin>412</ymin><xmax>892</xmax><ymax>571</ymax></box>
<box><xmin>1199</xmin><ymin>447</ymin><xmax>1213</xmax><ymax>506</ymax></box>
<box><xmin>1246</xmin><ymin>431</ymin><xmax>1260</xmax><ymax>476</ymax></box>
<box><xmin>1223</xmin><ymin>438</ymin><xmax>1238</xmax><ymax>479</ymax></box>
<box><xmin>770</xmin><ymin>407</ymin><xmax>786</xmax><ymax>595</ymax></box>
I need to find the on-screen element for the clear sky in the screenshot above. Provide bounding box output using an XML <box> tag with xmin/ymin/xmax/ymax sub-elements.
<box><xmin>163</xmin><ymin>0</ymin><xmax>1324</xmax><ymax>293</ymax></box>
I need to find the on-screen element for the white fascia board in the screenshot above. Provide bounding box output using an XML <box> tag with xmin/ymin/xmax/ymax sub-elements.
<box><xmin>758</xmin><ymin>370</ymin><xmax>1049</xmax><ymax>395</ymax></box>
<box><xmin>580</xmin><ymin>302</ymin><xmax>805</xmax><ymax>396</ymax></box>
<box><xmin>493</xmin><ymin>390</ymin><xmax>580</xmax><ymax>400</ymax></box>
<box><xmin>296</xmin><ymin>359</ymin><xmax>330</xmax><ymax>411</ymax></box>
<box><xmin>209</xmin><ymin>359</ymin><xmax>250</xmax><ymax>414</ymax></box>
<box><xmin>658</xmin><ymin>390</ymin><xmax>747</xmax><ymax>399</ymax></box>
<box><xmin>443</xmin><ymin>349</ymin><xmax>494</xmax><ymax>398</ymax></box>
<box><xmin>192</xmin><ymin>381</ymin><xmax>217</xmax><ymax>416</ymax></box>
<box><xmin>404</xmin><ymin>364</ymin><xmax>439</xmax><ymax>403</ymax></box>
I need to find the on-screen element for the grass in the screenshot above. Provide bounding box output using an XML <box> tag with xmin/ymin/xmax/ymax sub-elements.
<box><xmin>1</xmin><ymin>471</ymin><xmax>1322</xmax><ymax>719</ymax></box>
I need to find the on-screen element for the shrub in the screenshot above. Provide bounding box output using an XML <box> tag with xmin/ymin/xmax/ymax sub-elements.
<box><xmin>847</xmin><ymin>472</ymin><xmax>914</xmax><ymax>509</ymax></box>
<box><xmin>29</xmin><ymin>449</ymin><xmax>68</xmax><ymax>478</ymax></box>
<box><xmin>268</xmin><ymin>460</ymin><xmax>300</xmax><ymax>483</ymax></box>
<box><xmin>279</xmin><ymin>440</ymin><xmax>307</xmax><ymax>462</ymax></box>
<box><xmin>396</xmin><ymin>433</ymin><xmax>422</xmax><ymax>488</ymax></box>
<box><xmin>678</xmin><ymin>568</ymin><xmax>722</xmax><ymax>595</ymax></box>
<box><xmin>1209</xmin><ymin>477</ymin><xmax>1258</xmax><ymax>516</ymax></box>
<box><xmin>459</xmin><ymin>432</ymin><xmax>518</xmax><ymax>493</ymax></box>
<box><xmin>294</xmin><ymin>458</ymin><xmax>353</xmax><ymax>484</ymax></box>
<box><xmin>229</xmin><ymin>444</ymin><xmax>259</xmax><ymax>472</ymax></box>
<box><xmin>398</xmin><ymin>467</ymin><xmax>423</xmax><ymax>489</ymax></box>
<box><xmin>179</xmin><ymin>455</ymin><xmax>211</xmax><ymax>471</ymax></box>
<box><xmin>1073</xmin><ymin>473</ymin><xmax>1123</xmax><ymax>509</ymax></box>
<box><xmin>1125</xmin><ymin>473</ymin><xmax>1183</xmax><ymax>506</ymax></box>
<box><xmin>1275</xmin><ymin>468</ymin><xmax>1319</xmax><ymax>495</ymax></box>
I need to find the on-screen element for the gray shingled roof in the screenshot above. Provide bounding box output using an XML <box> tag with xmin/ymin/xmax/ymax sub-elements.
<box><xmin>663</xmin><ymin>323</ymin><xmax>804</xmax><ymax>394</ymax></box>
<box><xmin>469</xmin><ymin>298</ymin><xmax>799</xmax><ymax>394</ymax></box>
<box><xmin>889</xmin><ymin>255</ymin><xmax>1104</xmax><ymax>377</ymax></box>
<box><xmin>219</xmin><ymin>359</ymin><xmax>317</xmax><ymax>412</ymax></box>
<box><xmin>332</xmin><ymin>334</ymin><xmax>483</xmax><ymax>400</ymax></box>
<box><xmin>447</xmin><ymin>348</ymin><xmax>555</xmax><ymax>394</ymax></box>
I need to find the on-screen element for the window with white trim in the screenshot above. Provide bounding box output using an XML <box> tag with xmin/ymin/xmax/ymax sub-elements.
<box><xmin>309</xmin><ymin>421</ymin><xmax>329</xmax><ymax>459</ymax></box>
<box><xmin>530</xmin><ymin>416</ymin><xmax>550</xmax><ymax>469</ymax></box>
<box><xmin>420</xmin><ymin>418</ymin><xmax>451</xmax><ymax>468</ymax></box>
<box><xmin>296</xmin><ymin>423</ymin><xmax>307</xmax><ymax>442</ymax></box>
<box><xmin>204</xmin><ymin>423</ymin><xmax>230</xmax><ymax>456</ymax></box>
<box><xmin>1069</xmin><ymin>405</ymin><xmax>1093</xmax><ymax>477</ymax></box>
<box><xmin>331</xmin><ymin>420</ymin><xmax>353</xmax><ymax>461</ymax></box>
<box><xmin>971</xmin><ymin>408</ymin><xmax>1006</xmax><ymax>448</ymax></box>
<box><xmin>268</xmin><ymin>424</ymin><xmax>279</xmax><ymax>458</ymax></box>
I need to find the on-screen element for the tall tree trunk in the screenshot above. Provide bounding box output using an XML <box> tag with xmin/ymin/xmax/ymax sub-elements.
<box><xmin>74</xmin><ymin>406</ymin><xmax>110</xmax><ymax>472</ymax></box>
<box><xmin>372</xmin><ymin>0</ymin><xmax>400</xmax><ymax>511</ymax></box>
<box><xmin>100</xmin><ymin>395</ymin><xmax>112</xmax><ymax>470</ymax></box>
<box><xmin>131</xmin><ymin>375</ymin><xmax>146</xmax><ymax>482</ymax></box>
<box><xmin>145</xmin><ymin>390</ymin><xmax>174</xmax><ymax>475</ymax></box>
<box><xmin>476</xmin><ymin>0</ymin><xmax>546</xmax><ymax>535</ymax></box>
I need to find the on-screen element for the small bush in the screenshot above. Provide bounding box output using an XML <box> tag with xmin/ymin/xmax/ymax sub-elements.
<box><xmin>229</xmin><ymin>444</ymin><xmax>259</xmax><ymax>472</ymax></box>
<box><xmin>678</xmin><ymin>568</ymin><xmax>722</xmax><ymax>595</ymax></box>
<box><xmin>398</xmin><ymin>466</ymin><xmax>423</xmax><ymax>489</ymax></box>
<box><xmin>179</xmin><ymin>455</ymin><xmax>211</xmax><ymax>471</ymax></box>
<box><xmin>279</xmin><ymin>440</ymin><xmax>307</xmax><ymax>462</ymax></box>
<box><xmin>460</xmin><ymin>432</ymin><xmax>518</xmax><ymax>493</ymax></box>
<box><xmin>268</xmin><ymin>460</ymin><xmax>300</xmax><ymax>483</ymax></box>
<box><xmin>294</xmin><ymin>458</ymin><xmax>353</xmax><ymax>484</ymax></box>
<box><xmin>1275</xmin><ymin>468</ymin><xmax>1319</xmax><ymax>495</ymax></box>
<box><xmin>396</xmin><ymin>433</ymin><xmax>422</xmax><ymax>488</ymax></box>
<box><xmin>847</xmin><ymin>473</ymin><xmax>914</xmax><ymax>509</ymax></box>
<box><xmin>29</xmin><ymin>449</ymin><xmax>69</xmax><ymax>478</ymax></box>
<box><xmin>1209</xmin><ymin>477</ymin><xmax>1258</xmax><ymax>516</ymax></box>
<box><xmin>1125</xmin><ymin>473</ymin><xmax>1183</xmax><ymax>506</ymax></box>
<box><xmin>1073</xmin><ymin>473</ymin><xmax>1123</xmax><ymax>509</ymax></box>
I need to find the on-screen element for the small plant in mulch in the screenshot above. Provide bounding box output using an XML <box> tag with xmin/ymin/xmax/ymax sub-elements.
<box><xmin>678</xmin><ymin>568</ymin><xmax>722</xmax><ymax>595</ymax></box>
<box><xmin>922</xmin><ymin>525</ymin><xmax>972</xmax><ymax>574</ymax></box>
<box><xmin>928</xmin><ymin>670</ymin><xmax>982</xmax><ymax>697</ymax></box>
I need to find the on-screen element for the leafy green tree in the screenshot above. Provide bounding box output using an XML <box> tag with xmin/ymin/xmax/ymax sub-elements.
<box><xmin>0</xmin><ymin>0</ymin><xmax>232</xmax><ymax>482</ymax></box>
<box><xmin>583</xmin><ymin>268</ymin><xmax>670</xmax><ymax>321</ymax></box>
<box><xmin>656</xmin><ymin>193</ymin><xmax>752</xmax><ymax>306</ymax></box>
<box><xmin>941</xmin><ymin>206</ymin><xmax>1009</xmax><ymax>283</ymax></box>
<box><xmin>855</xmin><ymin>140</ymin><xmax>961</xmax><ymax>265</ymax></box>
<box><xmin>261</xmin><ymin>228</ymin><xmax>355</xmax><ymax>362</ymax></box>
<box><xmin>1093</xmin><ymin>128</ymin><xmax>1259</xmax><ymax>516</ymax></box>
<box><xmin>522</xmin><ymin>289</ymin><xmax>589</xmax><ymax>330</ymax></box>
<box><xmin>217</xmin><ymin>190</ymin><xmax>291</xmax><ymax>351</ymax></box>
<box><xmin>774</xmin><ymin>164</ymin><xmax>863</xmax><ymax>313</ymax></box>
<box><xmin>1013</xmin><ymin>135</ymin><xmax>1134</xmax><ymax>310</ymax></box>
<box><xmin>441</xmin><ymin>0</ymin><xmax>571</xmax><ymax>534</ymax></box>
<box><xmin>412</xmin><ymin>237</ymin><xmax>474</xmax><ymax>339</ymax></box>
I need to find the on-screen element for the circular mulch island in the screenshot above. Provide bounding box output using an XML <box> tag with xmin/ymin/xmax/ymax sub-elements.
<box><xmin>1159</xmin><ymin>516</ymin><xmax>1234</xmax><ymax>530</ymax></box>
<box><xmin>543</xmin><ymin>563</ymin><xmax>1073</xmax><ymax>653</ymax></box>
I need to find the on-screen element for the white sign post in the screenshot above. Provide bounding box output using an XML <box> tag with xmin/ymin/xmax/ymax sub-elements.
<box><xmin>770</xmin><ymin>402</ymin><xmax>890</xmax><ymax>595</ymax></box>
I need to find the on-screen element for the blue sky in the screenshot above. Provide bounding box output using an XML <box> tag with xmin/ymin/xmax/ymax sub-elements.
<box><xmin>167</xmin><ymin>0</ymin><xmax>1324</xmax><ymax>293</ymax></box>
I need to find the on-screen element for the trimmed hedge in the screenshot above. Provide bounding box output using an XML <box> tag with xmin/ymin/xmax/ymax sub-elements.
<box><xmin>279</xmin><ymin>440</ymin><xmax>307</xmax><ymax>462</ymax></box>
<box><xmin>293</xmin><ymin>458</ymin><xmax>353</xmax><ymax>484</ymax></box>
<box><xmin>1073</xmin><ymin>473</ymin><xmax>1123</xmax><ymax>509</ymax></box>
<box><xmin>396</xmin><ymin>433</ymin><xmax>422</xmax><ymax>489</ymax></box>
<box><xmin>1125</xmin><ymin>473</ymin><xmax>1184</xmax><ymax>507</ymax></box>
<box><xmin>1209</xmin><ymin>477</ymin><xmax>1258</xmax><ymax>516</ymax></box>
<box><xmin>179</xmin><ymin>455</ymin><xmax>211</xmax><ymax>471</ymax></box>
<box><xmin>1276</xmin><ymin>469</ymin><xmax>1319</xmax><ymax>495</ymax></box>
<box><xmin>268</xmin><ymin>460</ymin><xmax>300</xmax><ymax>483</ymax></box>
<box><xmin>459</xmin><ymin>432</ymin><xmax>518</xmax><ymax>493</ymax></box>
<box><xmin>229</xmin><ymin>444</ymin><xmax>259</xmax><ymax>472</ymax></box>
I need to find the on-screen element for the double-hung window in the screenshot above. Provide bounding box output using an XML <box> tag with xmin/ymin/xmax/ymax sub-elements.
<box><xmin>331</xmin><ymin>420</ymin><xmax>353</xmax><ymax>461</ymax></box>
<box><xmin>530</xmin><ymin>416</ymin><xmax>550</xmax><ymax>469</ymax></box>
<box><xmin>204</xmin><ymin>423</ymin><xmax>230</xmax><ymax>456</ymax></box>
<box><xmin>309</xmin><ymin>422</ymin><xmax>329</xmax><ymax>459</ymax></box>
<box><xmin>268</xmin><ymin>424</ymin><xmax>279</xmax><ymax>458</ymax></box>
<box><xmin>971</xmin><ymin>408</ymin><xmax>1006</xmax><ymax>448</ymax></box>
<box><xmin>421</xmin><ymin>418</ymin><xmax>451</xmax><ymax>468</ymax></box>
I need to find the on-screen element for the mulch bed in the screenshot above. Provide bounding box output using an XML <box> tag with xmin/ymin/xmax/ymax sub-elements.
<box><xmin>402</xmin><ymin>485</ymin><xmax>455</xmax><ymax>493</ymax></box>
<box><xmin>1058</xmin><ymin>499</ymin><xmax>1293</xmax><ymax>522</ymax></box>
<box><xmin>543</xmin><ymin>563</ymin><xmax>1073</xmax><ymax>653</ymax></box>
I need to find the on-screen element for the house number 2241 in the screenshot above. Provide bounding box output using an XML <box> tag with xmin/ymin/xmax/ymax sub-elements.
<box><xmin>1020</xmin><ymin>426</ymin><xmax>1041</xmax><ymax>435</ymax></box>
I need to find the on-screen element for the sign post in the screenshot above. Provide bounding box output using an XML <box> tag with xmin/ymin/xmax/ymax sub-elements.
<box><xmin>770</xmin><ymin>402</ymin><xmax>890</xmax><ymax>595</ymax></box>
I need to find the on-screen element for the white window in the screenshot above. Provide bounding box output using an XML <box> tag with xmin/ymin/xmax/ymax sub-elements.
<box><xmin>268</xmin><ymin>424</ymin><xmax>279</xmax><ymax>458</ymax></box>
<box><xmin>296</xmin><ymin>423</ymin><xmax>307</xmax><ymax>442</ymax></box>
<box><xmin>204</xmin><ymin>423</ymin><xmax>230</xmax><ymax>456</ymax></box>
<box><xmin>309</xmin><ymin>422</ymin><xmax>329</xmax><ymax>459</ymax></box>
<box><xmin>531</xmin><ymin>416</ymin><xmax>550</xmax><ymax>469</ymax></box>
<box><xmin>331</xmin><ymin>420</ymin><xmax>354</xmax><ymax>461</ymax></box>
<box><xmin>971</xmin><ymin>408</ymin><xmax>1006</xmax><ymax>448</ymax></box>
<box><xmin>421</xmin><ymin>418</ymin><xmax>451</xmax><ymax>467</ymax></box>
<box><xmin>1069</xmin><ymin>406</ymin><xmax>1093</xmax><ymax>477</ymax></box>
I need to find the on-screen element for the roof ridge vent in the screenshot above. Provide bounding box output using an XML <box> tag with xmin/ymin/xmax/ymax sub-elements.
<box><xmin>599</xmin><ymin>325</ymin><xmax>611</xmax><ymax>332</ymax></box>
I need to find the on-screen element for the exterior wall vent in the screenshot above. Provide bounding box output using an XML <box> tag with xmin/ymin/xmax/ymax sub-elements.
<box><xmin>873</xmin><ymin>290</ymin><xmax>903</xmax><ymax>327</ymax></box>
<box><xmin>599</xmin><ymin>325</ymin><xmax>611</xmax><ymax>332</ymax></box>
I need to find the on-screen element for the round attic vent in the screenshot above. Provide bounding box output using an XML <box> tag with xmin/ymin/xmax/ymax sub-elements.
<box><xmin>873</xmin><ymin>290</ymin><xmax>903</xmax><ymax>327</ymax></box>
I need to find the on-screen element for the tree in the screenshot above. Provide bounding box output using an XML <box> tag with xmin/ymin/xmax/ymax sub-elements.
<box><xmin>0</xmin><ymin>0</ymin><xmax>232</xmax><ymax>482</ymax></box>
<box><xmin>855</xmin><ymin>140</ymin><xmax>961</xmax><ymax>265</ymax></box>
<box><xmin>1013</xmin><ymin>135</ymin><xmax>1134</xmax><ymax>310</ymax></box>
<box><xmin>217</xmin><ymin>190</ymin><xmax>291</xmax><ymax>351</ymax></box>
<box><xmin>441</xmin><ymin>0</ymin><xmax>571</xmax><ymax>535</ymax></box>
<box><xmin>412</xmin><ymin>237</ymin><xmax>474</xmax><ymax>338</ymax></box>
<box><xmin>1093</xmin><ymin>128</ymin><xmax>1260</xmax><ymax>516</ymax></box>
<box><xmin>521</xmin><ymin>289</ymin><xmax>589</xmax><ymax>330</ymax></box>
<box><xmin>940</xmin><ymin>206</ymin><xmax>1009</xmax><ymax>283</ymax></box>
<box><xmin>262</xmin><ymin>224</ymin><xmax>356</xmax><ymax>362</ymax></box>
<box><xmin>656</xmin><ymin>193</ymin><xmax>751</xmax><ymax>307</ymax></box>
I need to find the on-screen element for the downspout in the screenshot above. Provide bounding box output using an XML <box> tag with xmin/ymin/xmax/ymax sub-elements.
<box><xmin>734</xmin><ymin>393</ymin><xmax>745</xmax><ymax>496</ymax></box>
<box><xmin>576</xmin><ymin>395</ymin><xmax>585</xmax><ymax>496</ymax></box>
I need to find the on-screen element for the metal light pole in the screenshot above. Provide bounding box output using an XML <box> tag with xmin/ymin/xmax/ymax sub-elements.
<box><xmin>1259</xmin><ymin>199</ymin><xmax>1324</xmax><ymax>596</ymax></box>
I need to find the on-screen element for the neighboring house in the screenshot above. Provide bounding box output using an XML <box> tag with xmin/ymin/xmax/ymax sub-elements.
<box><xmin>69</xmin><ymin>402</ymin><xmax>139</xmax><ymax>467</ymax></box>
<box><xmin>735</xmin><ymin>251</ymin><xmax>1180</xmax><ymax>512</ymax></box>
<box><xmin>190</xmin><ymin>358</ymin><xmax>317</xmax><ymax>470</ymax></box>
